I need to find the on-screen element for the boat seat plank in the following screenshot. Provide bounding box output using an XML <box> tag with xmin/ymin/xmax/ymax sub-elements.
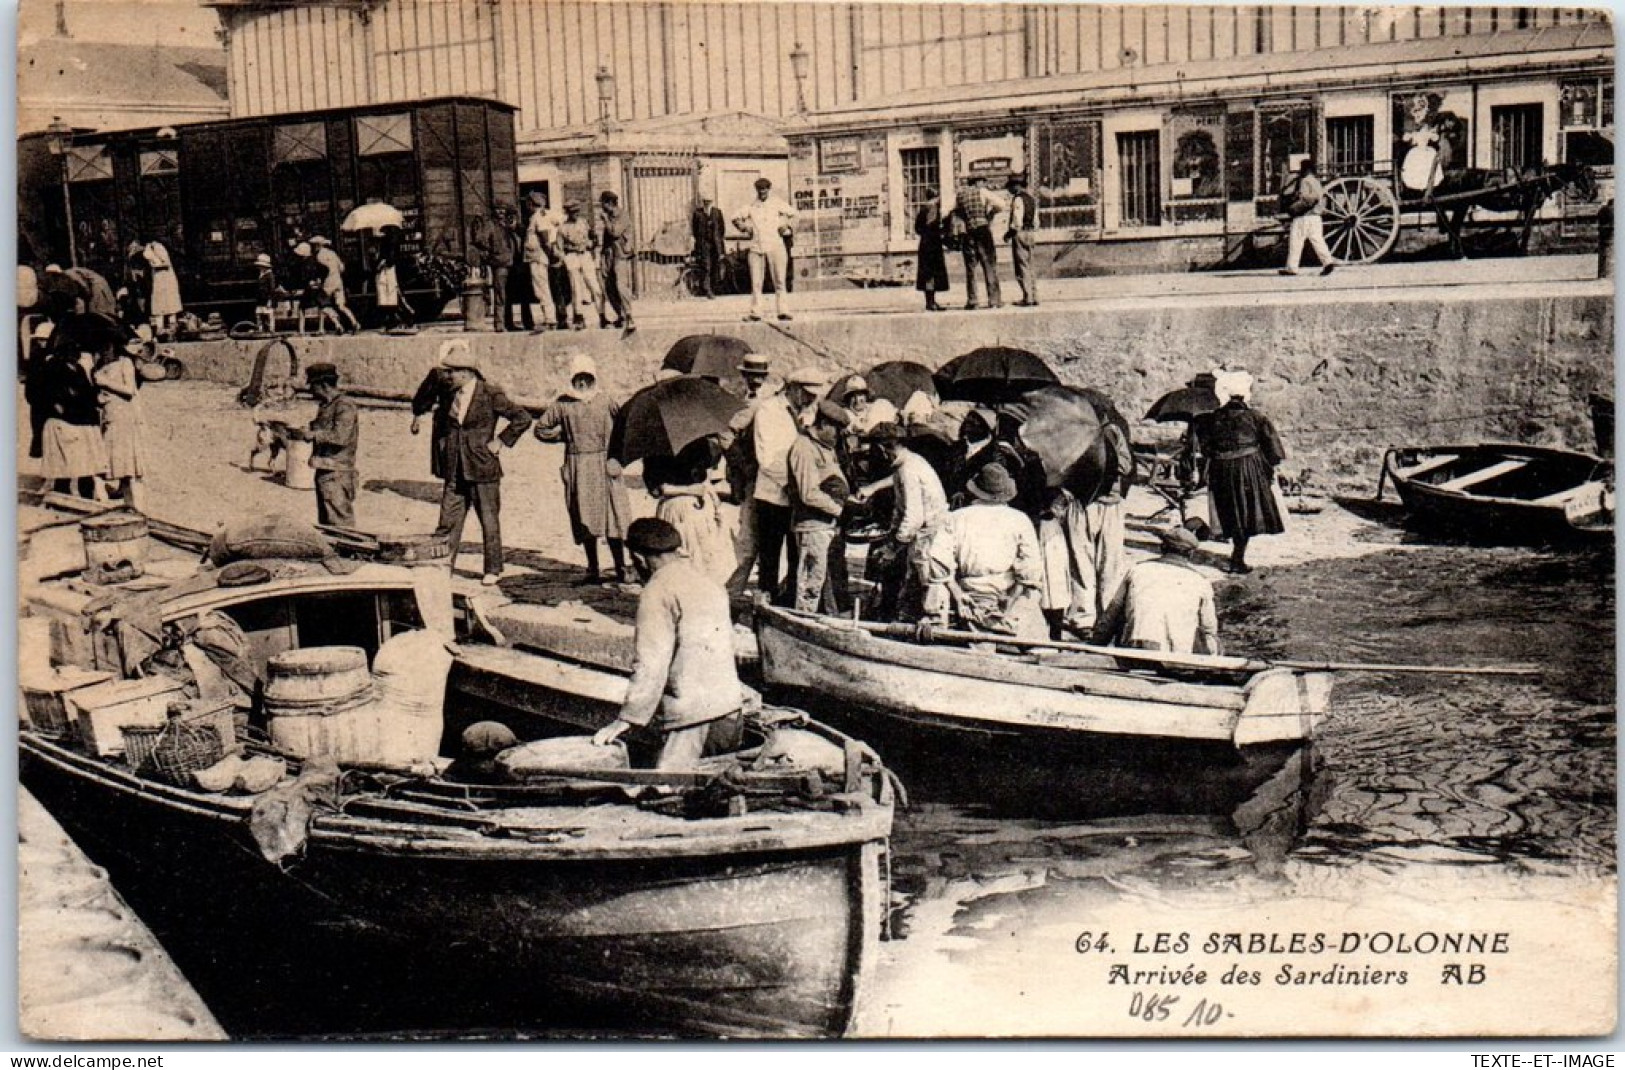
<box><xmin>1395</xmin><ymin>453</ymin><xmax>1460</xmax><ymax>479</ymax></box>
<box><xmin>1528</xmin><ymin>487</ymin><xmax>1582</xmax><ymax>506</ymax></box>
<box><xmin>1435</xmin><ymin>459</ymin><xmax>1528</xmax><ymax>492</ymax></box>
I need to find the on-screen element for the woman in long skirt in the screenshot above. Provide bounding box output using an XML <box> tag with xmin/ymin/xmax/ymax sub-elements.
<box><xmin>533</xmin><ymin>356</ymin><xmax>630</xmax><ymax>583</ymax></box>
<box><xmin>143</xmin><ymin>238</ymin><xmax>183</xmax><ymax>340</ymax></box>
<box><xmin>94</xmin><ymin>341</ymin><xmax>146</xmax><ymax>508</ymax></box>
<box><xmin>40</xmin><ymin>347</ymin><xmax>108</xmax><ymax>499</ymax></box>
<box><xmin>914</xmin><ymin>189</ymin><xmax>950</xmax><ymax>312</ymax></box>
<box><xmin>1195</xmin><ymin>368</ymin><xmax>1286</xmax><ymax>573</ymax></box>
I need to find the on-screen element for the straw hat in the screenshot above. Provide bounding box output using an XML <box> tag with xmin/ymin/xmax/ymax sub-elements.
<box><xmin>1157</xmin><ymin>526</ymin><xmax>1201</xmax><ymax>555</ymax></box>
<box><xmin>967</xmin><ymin>463</ymin><xmax>1018</xmax><ymax>504</ymax></box>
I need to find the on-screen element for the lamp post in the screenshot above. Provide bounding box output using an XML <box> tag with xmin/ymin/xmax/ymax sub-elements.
<box><xmin>45</xmin><ymin>116</ymin><xmax>77</xmax><ymax>267</ymax></box>
<box><xmin>789</xmin><ymin>41</ymin><xmax>810</xmax><ymax>114</ymax></box>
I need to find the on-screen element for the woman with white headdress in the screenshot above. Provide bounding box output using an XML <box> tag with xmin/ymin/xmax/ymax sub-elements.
<box><xmin>534</xmin><ymin>354</ymin><xmax>630</xmax><ymax>584</ymax></box>
<box><xmin>1194</xmin><ymin>368</ymin><xmax>1286</xmax><ymax>574</ymax></box>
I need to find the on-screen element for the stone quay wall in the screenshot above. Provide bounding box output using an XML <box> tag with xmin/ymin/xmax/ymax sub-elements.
<box><xmin>169</xmin><ymin>290</ymin><xmax>1614</xmax><ymax>491</ymax></box>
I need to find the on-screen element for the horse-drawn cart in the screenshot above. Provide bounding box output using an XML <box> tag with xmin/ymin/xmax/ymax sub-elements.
<box><xmin>1284</xmin><ymin>161</ymin><xmax>1599</xmax><ymax>266</ymax></box>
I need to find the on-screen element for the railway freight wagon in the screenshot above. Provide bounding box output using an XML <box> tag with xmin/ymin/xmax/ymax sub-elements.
<box><xmin>19</xmin><ymin>97</ymin><xmax>517</xmax><ymax>326</ymax></box>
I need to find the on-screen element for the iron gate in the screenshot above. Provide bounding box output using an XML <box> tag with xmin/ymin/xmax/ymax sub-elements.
<box><xmin>624</xmin><ymin>154</ymin><xmax>699</xmax><ymax>299</ymax></box>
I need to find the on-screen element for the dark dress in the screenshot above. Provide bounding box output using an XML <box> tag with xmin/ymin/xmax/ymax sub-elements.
<box><xmin>1195</xmin><ymin>400</ymin><xmax>1287</xmax><ymax>539</ymax></box>
<box><xmin>914</xmin><ymin>203</ymin><xmax>950</xmax><ymax>293</ymax></box>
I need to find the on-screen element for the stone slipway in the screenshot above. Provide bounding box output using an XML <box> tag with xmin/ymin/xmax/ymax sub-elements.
<box><xmin>18</xmin><ymin>787</ymin><xmax>227</xmax><ymax>1041</ymax></box>
<box><xmin>165</xmin><ymin>258</ymin><xmax>1614</xmax><ymax>481</ymax></box>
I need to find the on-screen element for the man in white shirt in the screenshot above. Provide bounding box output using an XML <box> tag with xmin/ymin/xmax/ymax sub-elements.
<box><xmin>1279</xmin><ymin>158</ymin><xmax>1336</xmax><ymax>278</ymax></box>
<box><xmin>927</xmin><ymin>463</ymin><xmax>1046</xmax><ymax>639</ymax></box>
<box><xmin>522</xmin><ymin>192</ymin><xmax>562</xmax><ymax>327</ymax></box>
<box><xmin>731</xmin><ymin>365</ymin><xmax>826</xmax><ymax>601</ymax></box>
<box><xmin>1096</xmin><ymin>526</ymin><xmax>1221</xmax><ymax>655</ymax></box>
<box><xmin>856</xmin><ymin>422</ymin><xmax>948</xmax><ymax>622</ymax></box>
<box><xmin>732</xmin><ymin>177</ymin><xmax>798</xmax><ymax>322</ymax></box>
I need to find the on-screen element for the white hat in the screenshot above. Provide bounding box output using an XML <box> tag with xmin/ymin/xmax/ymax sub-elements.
<box><xmin>31</xmin><ymin>321</ymin><xmax>54</xmax><ymax>341</ymax></box>
<box><xmin>1214</xmin><ymin>369</ymin><xmax>1253</xmax><ymax>402</ymax></box>
<box><xmin>567</xmin><ymin>354</ymin><xmax>598</xmax><ymax>383</ymax></box>
<box><xmin>294</xmin><ymin>242</ymin><xmax>312</xmax><ymax>256</ymax></box>
<box><xmin>787</xmin><ymin>365</ymin><xmax>830</xmax><ymax>389</ymax></box>
<box><xmin>309</xmin><ymin>235</ymin><xmax>331</xmax><ymax>247</ymax></box>
<box><xmin>436</xmin><ymin>339</ymin><xmax>471</xmax><ymax>368</ymax></box>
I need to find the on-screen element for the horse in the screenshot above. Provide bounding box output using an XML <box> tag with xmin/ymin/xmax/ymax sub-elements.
<box><xmin>1425</xmin><ymin>162</ymin><xmax>1598</xmax><ymax>259</ymax></box>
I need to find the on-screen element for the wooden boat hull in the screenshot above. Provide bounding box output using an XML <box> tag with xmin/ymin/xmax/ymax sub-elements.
<box><xmin>20</xmin><ymin>732</ymin><xmax>885</xmax><ymax>1039</ymax></box>
<box><xmin>755</xmin><ymin>606</ymin><xmax>1329</xmax><ymax>752</ymax></box>
<box><xmin>1383</xmin><ymin>443</ymin><xmax>1614</xmax><ymax>544</ymax></box>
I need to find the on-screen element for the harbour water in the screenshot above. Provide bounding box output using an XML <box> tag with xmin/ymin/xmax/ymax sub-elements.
<box><xmin>27</xmin><ymin>535</ymin><xmax>1615</xmax><ymax>1039</ymax></box>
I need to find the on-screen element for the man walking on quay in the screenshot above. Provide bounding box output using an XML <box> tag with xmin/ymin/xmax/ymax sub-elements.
<box><xmin>286</xmin><ymin>363</ymin><xmax>359</xmax><ymax>529</ymax></box>
<box><xmin>522</xmin><ymin>191</ymin><xmax>561</xmax><ymax>329</ymax></box>
<box><xmin>430</xmin><ymin>351</ymin><xmax>534</xmax><ymax>585</ymax></box>
<box><xmin>1279</xmin><ymin>158</ymin><xmax>1336</xmax><ymax>277</ymax></box>
<box><xmin>954</xmin><ymin>174</ymin><xmax>1003</xmax><ymax>309</ymax></box>
<box><xmin>1006</xmin><ymin>174</ymin><xmax>1039</xmax><ymax>306</ymax></box>
<box><xmin>598</xmin><ymin>191</ymin><xmax>636</xmax><ymax>334</ymax></box>
<box><xmin>733</xmin><ymin>177</ymin><xmax>797</xmax><ymax>322</ymax></box>
<box><xmin>690</xmin><ymin>193</ymin><xmax>727</xmax><ymax>297</ymax></box>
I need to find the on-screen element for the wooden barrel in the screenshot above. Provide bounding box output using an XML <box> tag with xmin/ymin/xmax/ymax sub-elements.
<box><xmin>283</xmin><ymin>437</ymin><xmax>315</xmax><ymax>490</ymax></box>
<box><xmin>264</xmin><ymin>647</ymin><xmax>371</xmax><ymax>714</ymax></box>
<box><xmin>80</xmin><ymin>513</ymin><xmax>150</xmax><ymax>581</ymax></box>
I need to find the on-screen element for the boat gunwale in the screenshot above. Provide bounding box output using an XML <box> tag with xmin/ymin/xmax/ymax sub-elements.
<box><xmin>1385</xmin><ymin>443</ymin><xmax>1611</xmax><ymax>510</ymax></box>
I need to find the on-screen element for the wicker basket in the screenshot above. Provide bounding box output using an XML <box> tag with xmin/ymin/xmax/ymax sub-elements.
<box><xmin>123</xmin><ymin>703</ymin><xmax>236</xmax><ymax>782</ymax></box>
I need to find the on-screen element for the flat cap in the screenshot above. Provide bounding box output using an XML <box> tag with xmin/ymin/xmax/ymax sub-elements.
<box><xmin>626</xmin><ymin>517</ymin><xmax>683</xmax><ymax>554</ymax></box>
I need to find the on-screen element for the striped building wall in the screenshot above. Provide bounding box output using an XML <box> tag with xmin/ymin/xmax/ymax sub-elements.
<box><xmin>219</xmin><ymin>2</ymin><xmax>1610</xmax><ymax>131</ymax></box>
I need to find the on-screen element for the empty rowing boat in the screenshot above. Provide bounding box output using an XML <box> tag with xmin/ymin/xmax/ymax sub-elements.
<box><xmin>1381</xmin><ymin>443</ymin><xmax>1614</xmax><ymax>543</ymax></box>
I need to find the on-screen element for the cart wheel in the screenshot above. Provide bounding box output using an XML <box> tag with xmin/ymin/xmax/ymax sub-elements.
<box><xmin>1321</xmin><ymin>176</ymin><xmax>1400</xmax><ymax>265</ymax></box>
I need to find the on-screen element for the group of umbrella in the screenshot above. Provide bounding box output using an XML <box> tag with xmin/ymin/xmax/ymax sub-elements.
<box><xmin>588</xmin><ymin>333</ymin><xmax>1207</xmax><ymax>642</ymax></box>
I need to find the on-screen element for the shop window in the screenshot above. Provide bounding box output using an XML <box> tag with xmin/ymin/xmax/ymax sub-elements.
<box><xmin>899</xmin><ymin>147</ymin><xmax>941</xmax><ymax>221</ymax></box>
<box><xmin>1392</xmin><ymin>90</ymin><xmax>1471</xmax><ymax>193</ymax></box>
<box><xmin>1116</xmin><ymin>130</ymin><xmax>1162</xmax><ymax>228</ymax></box>
<box><xmin>1491</xmin><ymin>104</ymin><xmax>1544</xmax><ymax>172</ymax></box>
<box><xmin>1560</xmin><ymin>80</ymin><xmax>1600</xmax><ymax>128</ymax></box>
<box><xmin>357</xmin><ymin>113</ymin><xmax>413</xmax><ymax>156</ymax></box>
<box><xmin>1325</xmin><ymin>116</ymin><xmax>1375</xmax><ymax>177</ymax></box>
<box><xmin>1037</xmin><ymin>119</ymin><xmax>1101</xmax><ymax>230</ymax></box>
<box><xmin>1256</xmin><ymin>103</ymin><xmax>1318</xmax><ymax>206</ymax></box>
<box><xmin>273</xmin><ymin>122</ymin><xmax>327</xmax><ymax>164</ymax></box>
<box><xmin>1224</xmin><ymin>111</ymin><xmax>1254</xmax><ymax>203</ymax></box>
<box><xmin>1167</xmin><ymin>109</ymin><xmax>1225</xmax><ymax>224</ymax></box>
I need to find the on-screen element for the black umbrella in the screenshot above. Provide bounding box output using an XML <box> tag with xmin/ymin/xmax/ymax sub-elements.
<box><xmin>862</xmin><ymin>360</ymin><xmax>938</xmax><ymax>409</ymax></box>
<box><xmin>1145</xmin><ymin>373</ymin><xmax>1221</xmax><ymax>423</ymax></box>
<box><xmin>997</xmin><ymin>384</ymin><xmax>1118</xmax><ymax>503</ymax></box>
<box><xmin>660</xmin><ymin>335</ymin><xmax>754</xmax><ymax>395</ymax></box>
<box><xmin>934</xmin><ymin>347</ymin><xmax>1059</xmax><ymax>403</ymax></box>
<box><xmin>609</xmin><ymin>376</ymin><xmax>745</xmax><ymax>464</ymax></box>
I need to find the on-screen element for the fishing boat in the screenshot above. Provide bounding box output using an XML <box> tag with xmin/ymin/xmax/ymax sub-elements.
<box><xmin>19</xmin><ymin>513</ymin><xmax>894</xmax><ymax>1039</ymax></box>
<box><xmin>1380</xmin><ymin>443</ymin><xmax>1614</xmax><ymax>543</ymax></box>
<box><xmin>754</xmin><ymin>604</ymin><xmax>1333</xmax><ymax>753</ymax></box>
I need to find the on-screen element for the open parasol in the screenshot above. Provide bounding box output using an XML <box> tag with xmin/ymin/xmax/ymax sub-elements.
<box><xmin>1145</xmin><ymin>373</ymin><xmax>1221</xmax><ymax>423</ymax></box>
<box><xmin>659</xmin><ymin>335</ymin><xmax>754</xmax><ymax>395</ymax></box>
<box><xmin>609</xmin><ymin>376</ymin><xmax>745</xmax><ymax>464</ymax></box>
<box><xmin>998</xmin><ymin>384</ymin><xmax>1121</xmax><ymax>503</ymax></box>
<box><xmin>934</xmin><ymin>347</ymin><xmax>1059</xmax><ymax>403</ymax></box>
<box><xmin>341</xmin><ymin>202</ymin><xmax>406</xmax><ymax>234</ymax></box>
<box><xmin>862</xmin><ymin>360</ymin><xmax>938</xmax><ymax>409</ymax></box>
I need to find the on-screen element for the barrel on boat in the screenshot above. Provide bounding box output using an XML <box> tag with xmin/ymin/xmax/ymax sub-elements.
<box><xmin>80</xmin><ymin>513</ymin><xmax>150</xmax><ymax>584</ymax></box>
<box><xmin>265</xmin><ymin>646</ymin><xmax>373</xmax><ymax>760</ymax></box>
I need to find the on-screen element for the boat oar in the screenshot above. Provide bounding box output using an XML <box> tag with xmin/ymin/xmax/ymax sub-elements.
<box><xmin>1273</xmin><ymin>659</ymin><xmax>1542</xmax><ymax>676</ymax></box>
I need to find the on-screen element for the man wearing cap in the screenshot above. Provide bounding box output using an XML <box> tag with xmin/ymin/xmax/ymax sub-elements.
<box><xmin>522</xmin><ymin>191</ymin><xmax>561</xmax><ymax>329</ymax></box>
<box><xmin>732</xmin><ymin>176</ymin><xmax>798</xmax><ymax>322</ymax></box>
<box><xmin>1096</xmin><ymin>526</ymin><xmax>1221</xmax><ymax>655</ymax></box>
<box><xmin>731</xmin><ymin>365</ymin><xmax>825</xmax><ymax>601</ymax></box>
<box><xmin>788</xmin><ymin>399</ymin><xmax>853</xmax><ymax>615</ymax></box>
<box><xmin>857</xmin><ymin>421</ymin><xmax>948</xmax><ymax>621</ymax></box>
<box><xmin>592</xmin><ymin>518</ymin><xmax>747</xmax><ymax>769</ymax></box>
<box><xmin>285</xmin><ymin>363</ymin><xmax>359</xmax><ymax>528</ymax></box>
<box><xmin>927</xmin><ymin>462</ymin><xmax>1045</xmax><ymax>638</ymax></box>
<box><xmin>429</xmin><ymin>351</ymin><xmax>534</xmax><ymax>585</ymax></box>
<box><xmin>598</xmin><ymin>191</ymin><xmax>636</xmax><ymax>334</ymax></box>
<box><xmin>1006</xmin><ymin>174</ymin><xmax>1039</xmax><ymax>307</ymax></box>
<box><xmin>557</xmin><ymin>200</ymin><xmax>604</xmax><ymax>330</ymax></box>
<box><xmin>690</xmin><ymin>193</ymin><xmax>727</xmax><ymax>297</ymax></box>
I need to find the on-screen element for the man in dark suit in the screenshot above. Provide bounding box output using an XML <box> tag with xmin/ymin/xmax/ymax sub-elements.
<box><xmin>428</xmin><ymin>350</ymin><xmax>533</xmax><ymax>585</ymax></box>
<box><xmin>690</xmin><ymin>194</ymin><xmax>726</xmax><ymax>297</ymax></box>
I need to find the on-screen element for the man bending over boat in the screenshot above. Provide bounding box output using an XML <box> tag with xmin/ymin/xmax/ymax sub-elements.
<box><xmin>1096</xmin><ymin>526</ymin><xmax>1221</xmax><ymax>655</ymax></box>
<box><xmin>593</xmin><ymin>518</ymin><xmax>747</xmax><ymax>769</ymax></box>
